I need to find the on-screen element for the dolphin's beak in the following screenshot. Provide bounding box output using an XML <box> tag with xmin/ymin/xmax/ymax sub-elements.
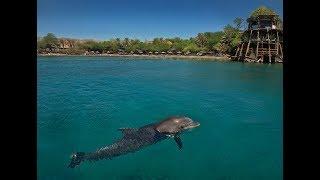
<box><xmin>185</xmin><ymin>121</ymin><xmax>200</xmax><ymax>129</ymax></box>
<box><xmin>190</xmin><ymin>121</ymin><xmax>200</xmax><ymax>128</ymax></box>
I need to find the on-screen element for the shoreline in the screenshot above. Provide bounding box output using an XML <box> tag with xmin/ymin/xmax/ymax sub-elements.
<box><xmin>37</xmin><ymin>53</ymin><xmax>231</xmax><ymax>61</ymax></box>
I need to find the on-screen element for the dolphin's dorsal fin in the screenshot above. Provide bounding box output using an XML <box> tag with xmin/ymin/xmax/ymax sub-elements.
<box><xmin>118</xmin><ymin>128</ymin><xmax>137</xmax><ymax>136</ymax></box>
<box><xmin>174</xmin><ymin>136</ymin><xmax>183</xmax><ymax>150</ymax></box>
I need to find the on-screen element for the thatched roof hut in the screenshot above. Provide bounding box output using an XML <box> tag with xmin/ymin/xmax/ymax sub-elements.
<box><xmin>232</xmin><ymin>6</ymin><xmax>283</xmax><ymax>63</ymax></box>
<box><xmin>207</xmin><ymin>51</ymin><xmax>214</xmax><ymax>55</ymax></box>
<box><xmin>250</xmin><ymin>6</ymin><xmax>277</xmax><ymax>17</ymax></box>
<box><xmin>118</xmin><ymin>49</ymin><xmax>125</xmax><ymax>54</ymax></box>
<box><xmin>58</xmin><ymin>38</ymin><xmax>76</xmax><ymax>49</ymax></box>
<box><xmin>196</xmin><ymin>52</ymin><xmax>204</xmax><ymax>56</ymax></box>
<box><xmin>247</xmin><ymin>6</ymin><xmax>282</xmax><ymax>29</ymax></box>
<box><xmin>184</xmin><ymin>51</ymin><xmax>191</xmax><ymax>55</ymax></box>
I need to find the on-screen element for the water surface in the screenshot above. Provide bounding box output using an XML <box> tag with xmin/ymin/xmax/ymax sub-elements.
<box><xmin>37</xmin><ymin>56</ymin><xmax>283</xmax><ymax>180</ymax></box>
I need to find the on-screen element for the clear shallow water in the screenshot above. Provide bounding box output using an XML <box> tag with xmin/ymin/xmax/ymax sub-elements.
<box><xmin>37</xmin><ymin>56</ymin><xmax>283</xmax><ymax>180</ymax></box>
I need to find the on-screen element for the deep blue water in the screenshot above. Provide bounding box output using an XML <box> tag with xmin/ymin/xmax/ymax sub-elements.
<box><xmin>37</xmin><ymin>56</ymin><xmax>283</xmax><ymax>180</ymax></box>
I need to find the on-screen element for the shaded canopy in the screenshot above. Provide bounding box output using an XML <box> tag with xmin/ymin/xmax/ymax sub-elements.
<box><xmin>247</xmin><ymin>6</ymin><xmax>281</xmax><ymax>23</ymax></box>
<box><xmin>250</xmin><ymin>6</ymin><xmax>278</xmax><ymax>17</ymax></box>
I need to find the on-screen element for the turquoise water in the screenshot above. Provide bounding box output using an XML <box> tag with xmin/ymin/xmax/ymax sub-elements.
<box><xmin>37</xmin><ymin>56</ymin><xmax>283</xmax><ymax>180</ymax></box>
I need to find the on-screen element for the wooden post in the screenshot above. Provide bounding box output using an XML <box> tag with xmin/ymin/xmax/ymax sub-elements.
<box><xmin>245</xmin><ymin>30</ymin><xmax>253</xmax><ymax>57</ymax></box>
<box><xmin>279</xmin><ymin>43</ymin><xmax>283</xmax><ymax>58</ymax></box>
<box><xmin>267</xmin><ymin>29</ymin><xmax>271</xmax><ymax>63</ymax></box>
<box><xmin>238</xmin><ymin>43</ymin><xmax>244</xmax><ymax>60</ymax></box>
<box><xmin>235</xmin><ymin>44</ymin><xmax>240</xmax><ymax>57</ymax></box>
<box><xmin>268</xmin><ymin>43</ymin><xmax>271</xmax><ymax>63</ymax></box>
<box><xmin>256</xmin><ymin>42</ymin><xmax>259</xmax><ymax>60</ymax></box>
<box><xmin>261</xmin><ymin>41</ymin><xmax>264</xmax><ymax>62</ymax></box>
<box><xmin>276</xmin><ymin>31</ymin><xmax>279</xmax><ymax>55</ymax></box>
<box><xmin>256</xmin><ymin>30</ymin><xmax>260</xmax><ymax>61</ymax></box>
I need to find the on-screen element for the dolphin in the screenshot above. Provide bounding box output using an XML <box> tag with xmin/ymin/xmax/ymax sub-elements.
<box><xmin>68</xmin><ymin>116</ymin><xmax>200</xmax><ymax>168</ymax></box>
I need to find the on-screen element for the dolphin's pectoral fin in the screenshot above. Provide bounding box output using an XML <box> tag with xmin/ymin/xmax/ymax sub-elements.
<box><xmin>118</xmin><ymin>128</ymin><xmax>137</xmax><ymax>136</ymax></box>
<box><xmin>174</xmin><ymin>136</ymin><xmax>183</xmax><ymax>150</ymax></box>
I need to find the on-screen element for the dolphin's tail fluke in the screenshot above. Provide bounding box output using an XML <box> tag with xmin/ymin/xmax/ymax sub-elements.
<box><xmin>68</xmin><ymin>152</ymin><xmax>86</xmax><ymax>168</ymax></box>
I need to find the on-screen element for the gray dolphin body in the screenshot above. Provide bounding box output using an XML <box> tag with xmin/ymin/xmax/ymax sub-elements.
<box><xmin>68</xmin><ymin>116</ymin><xmax>200</xmax><ymax>168</ymax></box>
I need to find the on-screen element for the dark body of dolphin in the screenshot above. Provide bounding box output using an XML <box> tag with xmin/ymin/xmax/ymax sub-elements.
<box><xmin>68</xmin><ymin>116</ymin><xmax>200</xmax><ymax>168</ymax></box>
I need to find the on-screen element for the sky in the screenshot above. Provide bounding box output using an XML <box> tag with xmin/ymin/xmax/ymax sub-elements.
<box><xmin>37</xmin><ymin>0</ymin><xmax>283</xmax><ymax>40</ymax></box>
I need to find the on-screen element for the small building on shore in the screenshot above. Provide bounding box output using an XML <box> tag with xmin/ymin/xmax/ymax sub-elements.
<box><xmin>231</xmin><ymin>6</ymin><xmax>283</xmax><ymax>63</ymax></box>
<box><xmin>59</xmin><ymin>38</ymin><xmax>76</xmax><ymax>49</ymax></box>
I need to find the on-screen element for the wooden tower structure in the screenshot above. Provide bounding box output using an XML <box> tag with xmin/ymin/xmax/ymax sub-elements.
<box><xmin>232</xmin><ymin>7</ymin><xmax>283</xmax><ymax>63</ymax></box>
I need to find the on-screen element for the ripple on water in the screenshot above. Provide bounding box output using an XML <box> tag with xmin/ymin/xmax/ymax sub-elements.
<box><xmin>37</xmin><ymin>57</ymin><xmax>282</xmax><ymax>180</ymax></box>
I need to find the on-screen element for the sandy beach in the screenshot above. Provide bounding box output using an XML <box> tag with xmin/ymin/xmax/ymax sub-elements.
<box><xmin>37</xmin><ymin>53</ymin><xmax>231</xmax><ymax>61</ymax></box>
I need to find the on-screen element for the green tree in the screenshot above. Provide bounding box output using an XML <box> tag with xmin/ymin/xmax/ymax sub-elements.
<box><xmin>204</xmin><ymin>32</ymin><xmax>224</xmax><ymax>51</ymax></box>
<box><xmin>216</xmin><ymin>24</ymin><xmax>242</xmax><ymax>54</ymax></box>
<box><xmin>182</xmin><ymin>43</ymin><xmax>202</xmax><ymax>53</ymax></box>
<box><xmin>233</xmin><ymin>17</ymin><xmax>244</xmax><ymax>30</ymax></box>
<box><xmin>195</xmin><ymin>33</ymin><xmax>208</xmax><ymax>48</ymax></box>
<box><xmin>171</xmin><ymin>39</ymin><xmax>191</xmax><ymax>52</ymax></box>
<box><xmin>38</xmin><ymin>33</ymin><xmax>59</xmax><ymax>51</ymax></box>
<box><xmin>107</xmin><ymin>39</ymin><xmax>122</xmax><ymax>52</ymax></box>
